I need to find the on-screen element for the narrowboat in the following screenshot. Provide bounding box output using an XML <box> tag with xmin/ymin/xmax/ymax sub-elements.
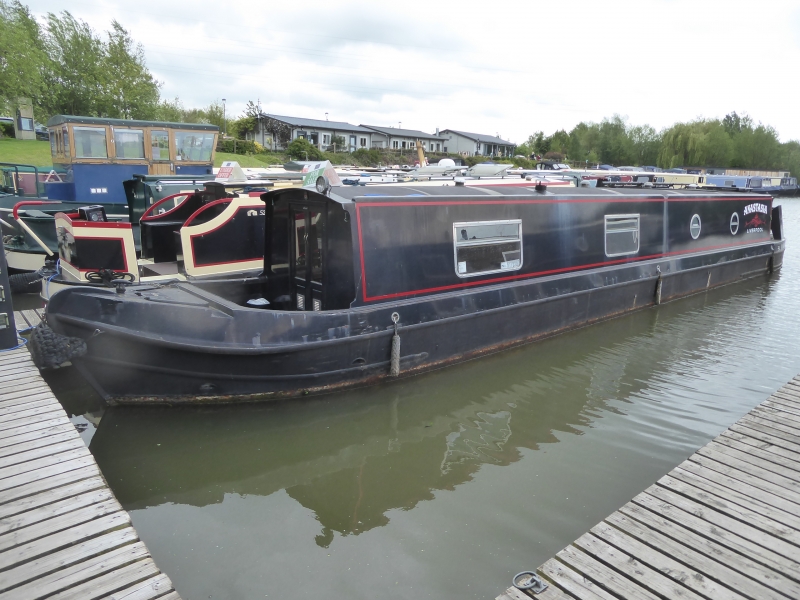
<box><xmin>0</xmin><ymin>116</ymin><xmax>218</xmax><ymax>271</ymax></box>
<box><xmin>44</xmin><ymin>182</ymin><xmax>785</xmax><ymax>404</ymax></box>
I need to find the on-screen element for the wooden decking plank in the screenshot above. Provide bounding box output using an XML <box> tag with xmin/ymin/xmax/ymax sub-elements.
<box><xmin>709</xmin><ymin>437</ymin><xmax>800</xmax><ymax>477</ymax></box>
<box><xmin>538</xmin><ymin>558</ymin><xmax>619</xmax><ymax>600</ymax></box>
<box><xmin>0</xmin><ymin>416</ymin><xmax>69</xmax><ymax>443</ymax></box>
<box><xmin>694</xmin><ymin>447</ymin><xmax>800</xmax><ymax>502</ymax></box>
<box><xmin>573</xmin><ymin>531</ymin><xmax>708</xmax><ymax>600</ymax></box>
<box><xmin>555</xmin><ymin>544</ymin><xmax>661</xmax><ymax>600</ymax></box>
<box><xmin>20</xmin><ymin>310</ymin><xmax>41</xmax><ymax>328</ymax></box>
<box><xmin>0</xmin><ymin>423</ymin><xmax>77</xmax><ymax>454</ymax></box>
<box><xmin>624</xmin><ymin>493</ymin><xmax>800</xmax><ymax>578</ymax></box>
<box><xmin>496</xmin><ymin>584</ymin><xmax>571</xmax><ymax>600</ymax></box>
<box><xmin>608</xmin><ymin>507</ymin><xmax>797</xmax><ymax>600</ymax></box>
<box><xmin>670</xmin><ymin>466</ymin><xmax>800</xmax><ymax>529</ymax></box>
<box><xmin>0</xmin><ymin>463</ymin><xmax>100</xmax><ymax>507</ymax></box>
<box><xmin>0</xmin><ymin>456</ymin><xmax>100</xmax><ymax>498</ymax></box>
<box><xmin>765</xmin><ymin>396</ymin><xmax>800</xmax><ymax>416</ymax></box>
<box><xmin>0</xmin><ymin>488</ymin><xmax>114</xmax><ymax>536</ymax></box>
<box><xmin>0</xmin><ymin>383</ymin><xmax>54</xmax><ymax>402</ymax></box>
<box><xmin>730</xmin><ymin>422</ymin><xmax>800</xmax><ymax>455</ymax></box>
<box><xmin>0</xmin><ymin>440</ymin><xmax>88</xmax><ymax>471</ymax></box>
<box><xmin>0</xmin><ymin>429</ymin><xmax>81</xmax><ymax>461</ymax></box>
<box><xmin>0</xmin><ymin>447</ymin><xmax>88</xmax><ymax>482</ymax></box>
<box><xmin>0</xmin><ymin>476</ymin><xmax>107</xmax><ymax>521</ymax></box>
<box><xmin>743</xmin><ymin>414</ymin><xmax>800</xmax><ymax>440</ymax></box>
<box><xmin>0</xmin><ymin>514</ymin><xmax>133</xmax><ymax>572</ymax></box>
<box><xmin>591</xmin><ymin>518</ymin><xmax>750</xmax><ymax>600</ymax></box>
<box><xmin>0</xmin><ymin>498</ymin><xmax>124</xmax><ymax>552</ymax></box>
<box><xmin>46</xmin><ymin>558</ymin><xmax>162</xmax><ymax>600</ymax></box>
<box><xmin>722</xmin><ymin>429</ymin><xmax>800</xmax><ymax>463</ymax></box>
<box><xmin>0</xmin><ymin>373</ymin><xmax>46</xmax><ymax>386</ymax></box>
<box><xmin>0</xmin><ymin>354</ymin><xmax>36</xmax><ymax>369</ymax></box>
<box><xmin>643</xmin><ymin>485</ymin><xmax>800</xmax><ymax>563</ymax></box>
<box><xmin>12</xmin><ymin>311</ymin><xmax>30</xmax><ymax>328</ymax></box>
<box><xmin>0</xmin><ymin>397</ymin><xmax>55</xmax><ymax>415</ymax></box>
<box><xmin>753</xmin><ymin>405</ymin><xmax>800</xmax><ymax>428</ymax></box>
<box><xmin>102</xmin><ymin>573</ymin><xmax>174</xmax><ymax>600</ymax></box>
<box><xmin>0</xmin><ymin>407</ymin><xmax>65</xmax><ymax>429</ymax></box>
<box><xmin>734</xmin><ymin>418</ymin><xmax>800</xmax><ymax>448</ymax></box>
<box><xmin>0</xmin><ymin>541</ymin><xmax>149</xmax><ymax>600</ymax></box>
<box><xmin>772</xmin><ymin>390</ymin><xmax>800</xmax><ymax>406</ymax></box>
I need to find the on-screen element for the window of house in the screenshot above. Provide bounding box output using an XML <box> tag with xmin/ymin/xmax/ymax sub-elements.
<box><xmin>323</xmin><ymin>134</ymin><xmax>331</xmax><ymax>145</ymax></box>
<box><xmin>73</xmin><ymin>127</ymin><xmax>108</xmax><ymax>159</ymax></box>
<box><xmin>151</xmin><ymin>131</ymin><xmax>169</xmax><ymax>160</ymax></box>
<box><xmin>114</xmin><ymin>129</ymin><xmax>145</xmax><ymax>159</ymax></box>
<box><xmin>401</xmin><ymin>141</ymin><xmax>407</xmax><ymax>149</ymax></box>
<box><xmin>453</xmin><ymin>220</ymin><xmax>522</xmax><ymax>277</ymax></box>
<box><xmin>393</xmin><ymin>140</ymin><xmax>399</xmax><ymax>149</ymax></box>
<box><xmin>360</xmin><ymin>137</ymin><xmax>366</xmax><ymax>147</ymax></box>
<box><xmin>604</xmin><ymin>214</ymin><xmax>640</xmax><ymax>257</ymax></box>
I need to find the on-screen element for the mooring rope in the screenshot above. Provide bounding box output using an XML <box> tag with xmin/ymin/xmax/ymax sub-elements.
<box><xmin>390</xmin><ymin>312</ymin><xmax>401</xmax><ymax>376</ymax></box>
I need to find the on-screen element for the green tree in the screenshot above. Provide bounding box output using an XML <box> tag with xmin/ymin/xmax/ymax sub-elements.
<box><xmin>0</xmin><ymin>1</ymin><xmax>47</xmax><ymax>113</ymax></box>
<box><xmin>99</xmin><ymin>21</ymin><xmax>159</xmax><ymax>118</ymax></box>
<box><xmin>628</xmin><ymin>124</ymin><xmax>662</xmax><ymax>166</ymax></box>
<box><xmin>154</xmin><ymin>96</ymin><xmax>186</xmax><ymax>122</ymax></box>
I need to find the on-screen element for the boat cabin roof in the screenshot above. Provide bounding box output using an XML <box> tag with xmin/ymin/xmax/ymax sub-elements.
<box><xmin>46</xmin><ymin>115</ymin><xmax>219</xmax><ymax>131</ymax></box>
<box><xmin>288</xmin><ymin>184</ymin><xmax>769</xmax><ymax>206</ymax></box>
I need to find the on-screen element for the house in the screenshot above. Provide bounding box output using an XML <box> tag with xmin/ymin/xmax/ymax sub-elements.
<box><xmin>359</xmin><ymin>125</ymin><xmax>445</xmax><ymax>152</ymax></box>
<box><xmin>438</xmin><ymin>129</ymin><xmax>515</xmax><ymax>157</ymax></box>
<box><xmin>249</xmin><ymin>114</ymin><xmax>375</xmax><ymax>152</ymax></box>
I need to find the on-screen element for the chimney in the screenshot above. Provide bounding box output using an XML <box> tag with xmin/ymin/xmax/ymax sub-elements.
<box><xmin>435</xmin><ymin>127</ymin><xmax>439</xmax><ymax>135</ymax></box>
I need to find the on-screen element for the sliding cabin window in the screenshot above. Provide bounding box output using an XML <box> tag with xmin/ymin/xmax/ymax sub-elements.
<box><xmin>150</xmin><ymin>131</ymin><xmax>170</xmax><ymax>161</ymax></box>
<box><xmin>453</xmin><ymin>220</ymin><xmax>522</xmax><ymax>278</ymax></box>
<box><xmin>604</xmin><ymin>214</ymin><xmax>640</xmax><ymax>257</ymax></box>
<box><xmin>73</xmin><ymin>127</ymin><xmax>108</xmax><ymax>159</ymax></box>
<box><xmin>62</xmin><ymin>126</ymin><xmax>70</xmax><ymax>159</ymax></box>
<box><xmin>113</xmin><ymin>129</ymin><xmax>145</xmax><ymax>159</ymax></box>
<box><xmin>175</xmin><ymin>131</ymin><xmax>215</xmax><ymax>162</ymax></box>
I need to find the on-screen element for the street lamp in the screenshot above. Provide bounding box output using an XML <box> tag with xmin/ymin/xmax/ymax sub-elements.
<box><xmin>222</xmin><ymin>98</ymin><xmax>226</xmax><ymax>136</ymax></box>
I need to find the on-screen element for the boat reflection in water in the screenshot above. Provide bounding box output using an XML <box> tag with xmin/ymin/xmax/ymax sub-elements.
<box><xmin>87</xmin><ymin>269</ymin><xmax>778</xmax><ymax>558</ymax></box>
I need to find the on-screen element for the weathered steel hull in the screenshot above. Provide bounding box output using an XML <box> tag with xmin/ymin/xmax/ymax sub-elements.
<box><xmin>48</xmin><ymin>238</ymin><xmax>782</xmax><ymax>404</ymax></box>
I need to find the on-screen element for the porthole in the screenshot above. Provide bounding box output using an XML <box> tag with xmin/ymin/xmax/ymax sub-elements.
<box><xmin>690</xmin><ymin>214</ymin><xmax>701</xmax><ymax>240</ymax></box>
<box><xmin>730</xmin><ymin>212</ymin><xmax>739</xmax><ymax>235</ymax></box>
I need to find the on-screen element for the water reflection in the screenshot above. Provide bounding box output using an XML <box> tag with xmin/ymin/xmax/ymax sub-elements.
<box><xmin>88</xmin><ymin>271</ymin><xmax>778</xmax><ymax>549</ymax></box>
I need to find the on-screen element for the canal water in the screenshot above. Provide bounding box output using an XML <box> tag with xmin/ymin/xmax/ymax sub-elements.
<box><xmin>43</xmin><ymin>200</ymin><xmax>800</xmax><ymax>600</ymax></box>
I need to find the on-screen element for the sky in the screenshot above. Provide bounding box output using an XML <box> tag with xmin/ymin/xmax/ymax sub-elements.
<box><xmin>26</xmin><ymin>0</ymin><xmax>800</xmax><ymax>143</ymax></box>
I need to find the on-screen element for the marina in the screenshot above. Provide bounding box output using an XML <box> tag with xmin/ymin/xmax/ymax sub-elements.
<box><xmin>0</xmin><ymin>317</ymin><xmax>180</xmax><ymax>600</ymax></box>
<box><xmin>497</xmin><ymin>376</ymin><xmax>800</xmax><ymax>600</ymax></box>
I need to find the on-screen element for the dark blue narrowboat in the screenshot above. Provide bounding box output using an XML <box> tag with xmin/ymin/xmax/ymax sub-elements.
<box><xmin>44</xmin><ymin>183</ymin><xmax>785</xmax><ymax>404</ymax></box>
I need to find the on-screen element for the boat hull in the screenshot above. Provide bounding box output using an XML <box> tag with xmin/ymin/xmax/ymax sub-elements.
<box><xmin>49</xmin><ymin>239</ymin><xmax>783</xmax><ymax>404</ymax></box>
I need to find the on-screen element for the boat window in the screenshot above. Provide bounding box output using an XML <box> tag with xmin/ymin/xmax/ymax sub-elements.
<box><xmin>175</xmin><ymin>131</ymin><xmax>215</xmax><ymax>162</ymax></box>
<box><xmin>604</xmin><ymin>214</ymin><xmax>640</xmax><ymax>257</ymax></box>
<box><xmin>62</xmin><ymin>126</ymin><xmax>70</xmax><ymax>158</ymax></box>
<box><xmin>113</xmin><ymin>129</ymin><xmax>145</xmax><ymax>159</ymax></box>
<box><xmin>453</xmin><ymin>220</ymin><xmax>522</xmax><ymax>278</ymax></box>
<box><xmin>73</xmin><ymin>126</ymin><xmax>108</xmax><ymax>159</ymax></box>
<box><xmin>151</xmin><ymin>131</ymin><xmax>169</xmax><ymax>161</ymax></box>
<box><xmin>50</xmin><ymin>132</ymin><xmax>57</xmax><ymax>157</ymax></box>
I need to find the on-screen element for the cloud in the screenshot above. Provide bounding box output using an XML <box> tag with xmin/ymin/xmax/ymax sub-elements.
<box><xmin>25</xmin><ymin>0</ymin><xmax>800</xmax><ymax>142</ymax></box>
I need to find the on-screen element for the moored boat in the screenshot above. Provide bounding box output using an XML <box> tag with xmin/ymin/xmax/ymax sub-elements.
<box><xmin>44</xmin><ymin>182</ymin><xmax>785</xmax><ymax>404</ymax></box>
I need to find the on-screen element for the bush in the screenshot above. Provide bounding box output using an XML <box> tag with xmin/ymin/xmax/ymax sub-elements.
<box><xmin>286</xmin><ymin>137</ymin><xmax>323</xmax><ymax>161</ymax></box>
<box><xmin>217</xmin><ymin>139</ymin><xmax>259</xmax><ymax>155</ymax></box>
<box><xmin>0</xmin><ymin>122</ymin><xmax>14</xmax><ymax>138</ymax></box>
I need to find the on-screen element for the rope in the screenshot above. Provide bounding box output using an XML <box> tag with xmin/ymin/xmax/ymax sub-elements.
<box><xmin>0</xmin><ymin>337</ymin><xmax>28</xmax><ymax>352</ymax></box>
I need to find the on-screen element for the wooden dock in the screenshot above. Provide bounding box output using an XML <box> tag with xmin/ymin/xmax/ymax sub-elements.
<box><xmin>0</xmin><ymin>313</ymin><xmax>181</xmax><ymax>600</ymax></box>
<box><xmin>498</xmin><ymin>377</ymin><xmax>800</xmax><ymax>600</ymax></box>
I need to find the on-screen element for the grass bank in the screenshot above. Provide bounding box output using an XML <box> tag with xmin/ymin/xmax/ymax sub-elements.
<box><xmin>0</xmin><ymin>138</ymin><xmax>53</xmax><ymax>167</ymax></box>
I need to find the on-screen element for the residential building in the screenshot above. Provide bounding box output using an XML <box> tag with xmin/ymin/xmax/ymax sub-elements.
<box><xmin>249</xmin><ymin>114</ymin><xmax>375</xmax><ymax>151</ymax></box>
<box><xmin>438</xmin><ymin>129</ymin><xmax>515</xmax><ymax>157</ymax></box>
<box><xmin>360</xmin><ymin>125</ymin><xmax>445</xmax><ymax>152</ymax></box>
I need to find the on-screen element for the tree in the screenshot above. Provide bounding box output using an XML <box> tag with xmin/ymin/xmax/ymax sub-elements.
<box><xmin>0</xmin><ymin>1</ymin><xmax>47</xmax><ymax>113</ymax></box>
<box><xmin>99</xmin><ymin>21</ymin><xmax>159</xmax><ymax>119</ymax></box>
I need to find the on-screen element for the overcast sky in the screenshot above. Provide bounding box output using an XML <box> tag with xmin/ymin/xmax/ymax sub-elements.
<box><xmin>27</xmin><ymin>0</ymin><xmax>800</xmax><ymax>143</ymax></box>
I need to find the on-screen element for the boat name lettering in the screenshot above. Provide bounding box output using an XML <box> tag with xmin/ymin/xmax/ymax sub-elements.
<box><xmin>743</xmin><ymin>203</ymin><xmax>768</xmax><ymax>215</ymax></box>
<box><xmin>247</xmin><ymin>209</ymin><xmax>266</xmax><ymax>217</ymax></box>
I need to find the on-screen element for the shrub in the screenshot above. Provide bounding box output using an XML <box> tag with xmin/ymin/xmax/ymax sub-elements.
<box><xmin>217</xmin><ymin>139</ymin><xmax>259</xmax><ymax>155</ymax></box>
<box><xmin>286</xmin><ymin>137</ymin><xmax>323</xmax><ymax>161</ymax></box>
